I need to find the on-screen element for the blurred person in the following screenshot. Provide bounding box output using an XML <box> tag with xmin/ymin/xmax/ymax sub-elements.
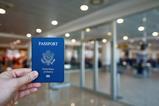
<box><xmin>157</xmin><ymin>57</ymin><xmax>159</xmax><ymax>67</ymax></box>
<box><xmin>0</xmin><ymin>68</ymin><xmax>41</xmax><ymax>106</ymax></box>
<box><xmin>137</xmin><ymin>60</ymin><xmax>144</xmax><ymax>74</ymax></box>
<box><xmin>136</xmin><ymin>42</ymin><xmax>148</xmax><ymax>75</ymax></box>
<box><xmin>70</xmin><ymin>56</ymin><xmax>76</xmax><ymax>66</ymax></box>
<box><xmin>147</xmin><ymin>57</ymin><xmax>157</xmax><ymax>68</ymax></box>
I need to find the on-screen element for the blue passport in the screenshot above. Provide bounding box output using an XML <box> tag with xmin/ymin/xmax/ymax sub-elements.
<box><xmin>32</xmin><ymin>37</ymin><xmax>64</xmax><ymax>82</ymax></box>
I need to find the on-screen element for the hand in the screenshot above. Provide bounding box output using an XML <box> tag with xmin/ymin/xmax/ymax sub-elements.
<box><xmin>0</xmin><ymin>68</ymin><xmax>41</xmax><ymax>106</ymax></box>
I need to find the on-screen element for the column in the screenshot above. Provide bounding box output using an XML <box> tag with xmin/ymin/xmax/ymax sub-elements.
<box><xmin>111</xmin><ymin>21</ymin><xmax>118</xmax><ymax>100</ymax></box>
<box><xmin>80</xmin><ymin>31</ymin><xmax>85</xmax><ymax>88</ymax></box>
<box><xmin>93</xmin><ymin>40</ymin><xmax>99</xmax><ymax>91</ymax></box>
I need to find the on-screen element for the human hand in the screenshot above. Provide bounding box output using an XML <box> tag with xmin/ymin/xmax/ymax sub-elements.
<box><xmin>0</xmin><ymin>68</ymin><xmax>41</xmax><ymax>106</ymax></box>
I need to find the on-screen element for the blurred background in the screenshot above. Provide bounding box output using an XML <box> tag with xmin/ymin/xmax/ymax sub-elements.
<box><xmin>0</xmin><ymin>0</ymin><xmax>159</xmax><ymax>106</ymax></box>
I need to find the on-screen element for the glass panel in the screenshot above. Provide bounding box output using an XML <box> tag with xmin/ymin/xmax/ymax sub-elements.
<box><xmin>84</xmin><ymin>41</ymin><xmax>94</xmax><ymax>90</ymax></box>
<box><xmin>117</xmin><ymin>7</ymin><xmax>159</xmax><ymax>106</ymax></box>
<box><xmin>87</xmin><ymin>23</ymin><xmax>113</xmax><ymax>95</ymax></box>
<box><xmin>64</xmin><ymin>33</ymin><xmax>81</xmax><ymax>87</ymax></box>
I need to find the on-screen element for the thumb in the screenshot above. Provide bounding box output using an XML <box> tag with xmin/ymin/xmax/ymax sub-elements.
<box><xmin>16</xmin><ymin>71</ymin><xmax>39</xmax><ymax>87</ymax></box>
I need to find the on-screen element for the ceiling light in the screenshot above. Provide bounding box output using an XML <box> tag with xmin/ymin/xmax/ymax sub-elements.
<box><xmin>138</xmin><ymin>26</ymin><xmax>145</xmax><ymax>32</ymax></box>
<box><xmin>51</xmin><ymin>20</ymin><xmax>58</xmax><ymax>26</ymax></box>
<box><xmin>80</xmin><ymin>5</ymin><xmax>89</xmax><ymax>11</ymax></box>
<box><xmin>36</xmin><ymin>28</ymin><xmax>42</xmax><ymax>33</ymax></box>
<box><xmin>71</xmin><ymin>39</ymin><xmax>76</xmax><ymax>43</ymax></box>
<box><xmin>16</xmin><ymin>40</ymin><xmax>21</xmax><ymax>44</ymax></box>
<box><xmin>71</xmin><ymin>103</ymin><xmax>75</xmax><ymax>106</ymax></box>
<box><xmin>13</xmin><ymin>41</ymin><xmax>17</xmax><ymax>45</ymax></box>
<box><xmin>90</xmin><ymin>99</ymin><xmax>95</xmax><ymax>104</ymax></box>
<box><xmin>107</xmin><ymin>32</ymin><xmax>112</xmax><ymax>36</ymax></box>
<box><xmin>123</xmin><ymin>36</ymin><xmax>128</xmax><ymax>40</ymax></box>
<box><xmin>130</xmin><ymin>39</ymin><xmax>134</xmax><ymax>43</ymax></box>
<box><xmin>26</xmin><ymin>33</ymin><xmax>32</xmax><ymax>38</ymax></box>
<box><xmin>0</xmin><ymin>8</ymin><xmax>6</xmax><ymax>14</ymax></box>
<box><xmin>148</xmin><ymin>43</ymin><xmax>152</xmax><ymax>47</ymax></box>
<box><xmin>13</xmin><ymin>40</ymin><xmax>21</xmax><ymax>45</ymax></box>
<box><xmin>142</xmin><ymin>17</ymin><xmax>147</xmax><ymax>22</ymax></box>
<box><xmin>47</xmin><ymin>35</ymin><xmax>56</xmax><ymax>37</ymax></box>
<box><xmin>85</xmin><ymin>28</ymin><xmax>91</xmax><ymax>32</ymax></box>
<box><xmin>65</xmin><ymin>33</ymin><xmax>70</xmax><ymax>37</ymax></box>
<box><xmin>90</xmin><ymin>41</ymin><xmax>94</xmax><ymax>44</ymax></box>
<box><xmin>152</xmin><ymin>32</ymin><xmax>158</xmax><ymax>37</ymax></box>
<box><xmin>116</xmin><ymin>18</ymin><xmax>124</xmax><ymax>24</ymax></box>
<box><xmin>102</xmin><ymin>39</ymin><xmax>107</xmax><ymax>43</ymax></box>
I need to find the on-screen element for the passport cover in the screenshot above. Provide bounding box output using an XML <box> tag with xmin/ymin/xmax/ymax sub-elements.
<box><xmin>32</xmin><ymin>37</ymin><xmax>64</xmax><ymax>82</ymax></box>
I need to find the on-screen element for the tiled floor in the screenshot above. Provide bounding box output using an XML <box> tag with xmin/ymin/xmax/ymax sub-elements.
<box><xmin>120</xmin><ymin>70</ymin><xmax>159</xmax><ymax>106</ymax></box>
<box><xmin>69</xmin><ymin>69</ymin><xmax>159</xmax><ymax>106</ymax></box>
<box><xmin>17</xmin><ymin>68</ymin><xmax>159</xmax><ymax>106</ymax></box>
<box><xmin>17</xmin><ymin>85</ymin><xmax>128</xmax><ymax>106</ymax></box>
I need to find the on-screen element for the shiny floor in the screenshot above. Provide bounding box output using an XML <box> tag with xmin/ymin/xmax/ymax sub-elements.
<box><xmin>68</xmin><ymin>68</ymin><xmax>159</xmax><ymax>106</ymax></box>
<box><xmin>17</xmin><ymin>85</ymin><xmax>128</xmax><ymax>106</ymax></box>
<box><xmin>17</xmin><ymin>68</ymin><xmax>159</xmax><ymax>106</ymax></box>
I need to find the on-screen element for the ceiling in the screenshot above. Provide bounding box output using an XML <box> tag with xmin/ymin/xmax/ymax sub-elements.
<box><xmin>66</xmin><ymin>7</ymin><xmax>159</xmax><ymax>41</ymax></box>
<box><xmin>64</xmin><ymin>6</ymin><xmax>159</xmax><ymax>50</ymax></box>
<box><xmin>0</xmin><ymin>0</ymin><xmax>158</xmax><ymax>49</ymax></box>
<box><xmin>0</xmin><ymin>0</ymin><xmax>124</xmax><ymax>36</ymax></box>
<box><xmin>117</xmin><ymin>8</ymin><xmax>159</xmax><ymax>40</ymax></box>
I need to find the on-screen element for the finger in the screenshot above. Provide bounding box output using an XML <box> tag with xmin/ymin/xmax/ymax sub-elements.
<box><xmin>16</xmin><ymin>71</ymin><xmax>38</xmax><ymax>87</ymax></box>
<box><xmin>19</xmin><ymin>83</ymin><xmax>41</xmax><ymax>91</ymax></box>
<box><xmin>13</xmin><ymin>68</ymin><xmax>32</xmax><ymax>77</ymax></box>
<box><xmin>18</xmin><ymin>88</ymin><xmax>38</xmax><ymax>98</ymax></box>
<box><xmin>0</xmin><ymin>70</ymin><xmax>13</xmax><ymax>78</ymax></box>
<box><xmin>0</xmin><ymin>68</ymin><xmax>32</xmax><ymax>79</ymax></box>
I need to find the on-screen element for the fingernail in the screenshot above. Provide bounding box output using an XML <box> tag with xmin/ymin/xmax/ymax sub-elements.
<box><xmin>32</xmin><ymin>88</ymin><xmax>38</xmax><ymax>92</ymax></box>
<box><xmin>32</xmin><ymin>71</ymin><xmax>38</xmax><ymax>77</ymax></box>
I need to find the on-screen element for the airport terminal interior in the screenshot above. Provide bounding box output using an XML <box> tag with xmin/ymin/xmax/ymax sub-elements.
<box><xmin>0</xmin><ymin>0</ymin><xmax>159</xmax><ymax>106</ymax></box>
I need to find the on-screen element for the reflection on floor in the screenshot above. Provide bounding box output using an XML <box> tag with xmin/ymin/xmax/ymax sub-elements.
<box><xmin>69</xmin><ymin>69</ymin><xmax>110</xmax><ymax>94</ymax></box>
<box><xmin>120</xmin><ymin>70</ymin><xmax>159</xmax><ymax>106</ymax></box>
<box><xmin>68</xmin><ymin>69</ymin><xmax>159</xmax><ymax>106</ymax></box>
<box><xmin>17</xmin><ymin>85</ymin><xmax>128</xmax><ymax>106</ymax></box>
